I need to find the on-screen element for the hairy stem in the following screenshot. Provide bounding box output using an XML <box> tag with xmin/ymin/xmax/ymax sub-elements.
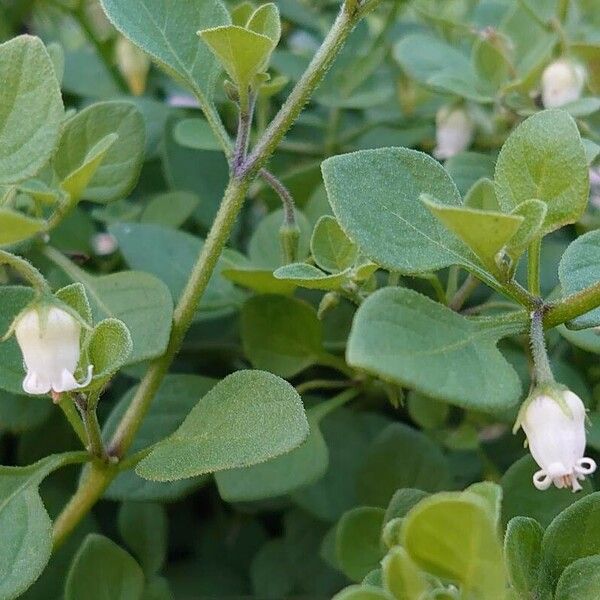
<box><xmin>545</xmin><ymin>281</ymin><xmax>600</xmax><ymax>328</ymax></box>
<box><xmin>527</xmin><ymin>237</ymin><xmax>542</xmax><ymax>297</ymax></box>
<box><xmin>51</xmin><ymin>2</ymin><xmax>369</xmax><ymax>549</ymax></box>
<box><xmin>57</xmin><ymin>394</ymin><xmax>87</xmax><ymax>447</ymax></box>
<box><xmin>0</xmin><ymin>249</ymin><xmax>49</xmax><ymax>293</ymax></box>
<box><xmin>530</xmin><ymin>307</ymin><xmax>555</xmax><ymax>385</ymax></box>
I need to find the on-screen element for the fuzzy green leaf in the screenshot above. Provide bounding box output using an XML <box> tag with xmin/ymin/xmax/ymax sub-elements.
<box><xmin>322</xmin><ymin>148</ymin><xmax>489</xmax><ymax>278</ymax></box>
<box><xmin>136</xmin><ymin>370</ymin><xmax>309</xmax><ymax>481</ymax></box>
<box><xmin>0</xmin><ymin>36</ymin><xmax>63</xmax><ymax>184</ymax></box>
<box><xmin>494</xmin><ymin>110</ymin><xmax>589</xmax><ymax>235</ymax></box>
<box><xmin>0</xmin><ymin>454</ymin><xmax>84</xmax><ymax>600</ymax></box>
<box><xmin>347</xmin><ymin>287</ymin><xmax>522</xmax><ymax>412</ymax></box>
<box><xmin>53</xmin><ymin>102</ymin><xmax>145</xmax><ymax>203</ymax></box>
<box><xmin>558</xmin><ymin>230</ymin><xmax>600</xmax><ymax>328</ymax></box>
<box><xmin>311</xmin><ymin>215</ymin><xmax>359</xmax><ymax>273</ymax></box>
<box><xmin>99</xmin><ymin>0</ymin><xmax>230</xmax><ymax>103</ymax></box>
<box><xmin>336</xmin><ymin>507</ymin><xmax>386</xmax><ymax>581</ymax></box>
<box><xmin>199</xmin><ymin>26</ymin><xmax>274</xmax><ymax>95</ymax></box>
<box><xmin>241</xmin><ymin>295</ymin><xmax>324</xmax><ymax>378</ymax></box>
<box><xmin>65</xmin><ymin>534</ymin><xmax>144</xmax><ymax>600</ymax></box>
<box><xmin>402</xmin><ymin>490</ymin><xmax>505</xmax><ymax>598</ymax></box>
<box><xmin>0</xmin><ymin>209</ymin><xmax>46</xmax><ymax>246</ymax></box>
<box><xmin>422</xmin><ymin>195</ymin><xmax>523</xmax><ymax>276</ymax></box>
<box><xmin>504</xmin><ymin>516</ymin><xmax>544</xmax><ymax>599</ymax></box>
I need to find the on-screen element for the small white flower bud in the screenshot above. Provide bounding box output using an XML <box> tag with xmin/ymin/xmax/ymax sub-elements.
<box><xmin>521</xmin><ymin>390</ymin><xmax>596</xmax><ymax>492</ymax></box>
<box><xmin>92</xmin><ymin>233</ymin><xmax>118</xmax><ymax>256</ymax></box>
<box><xmin>541</xmin><ymin>59</ymin><xmax>586</xmax><ymax>108</ymax></box>
<box><xmin>14</xmin><ymin>306</ymin><xmax>93</xmax><ymax>396</ymax></box>
<box><xmin>116</xmin><ymin>37</ymin><xmax>150</xmax><ymax>96</ymax></box>
<box><xmin>433</xmin><ymin>107</ymin><xmax>475</xmax><ymax>160</ymax></box>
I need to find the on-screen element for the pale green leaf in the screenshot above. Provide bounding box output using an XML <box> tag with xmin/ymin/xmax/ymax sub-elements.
<box><xmin>199</xmin><ymin>26</ymin><xmax>273</xmax><ymax>94</ymax></box>
<box><xmin>0</xmin><ymin>209</ymin><xmax>46</xmax><ymax>246</ymax></box>
<box><xmin>53</xmin><ymin>101</ymin><xmax>145</xmax><ymax>203</ymax></box>
<box><xmin>0</xmin><ymin>36</ymin><xmax>63</xmax><ymax>184</ymax></box>
<box><xmin>241</xmin><ymin>294</ymin><xmax>323</xmax><ymax>378</ymax></box>
<box><xmin>422</xmin><ymin>195</ymin><xmax>523</xmax><ymax>276</ymax></box>
<box><xmin>311</xmin><ymin>215</ymin><xmax>358</xmax><ymax>273</ymax></box>
<box><xmin>558</xmin><ymin>230</ymin><xmax>600</xmax><ymax>328</ymax></box>
<box><xmin>99</xmin><ymin>0</ymin><xmax>230</xmax><ymax>102</ymax></box>
<box><xmin>103</xmin><ymin>375</ymin><xmax>215</xmax><ymax>501</ymax></box>
<box><xmin>136</xmin><ymin>370</ymin><xmax>309</xmax><ymax>481</ymax></box>
<box><xmin>65</xmin><ymin>534</ymin><xmax>144</xmax><ymax>600</ymax></box>
<box><xmin>322</xmin><ymin>148</ymin><xmax>489</xmax><ymax>278</ymax></box>
<box><xmin>347</xmin><ymin>287</ymin><xmax>522</xmax><ymax>412</ymax></box>
<box><xmin>382</xmin><ymin>547</ymin><xmax>429</xmax><ymax>600</ymax></box>
<box><xmin>247</xmin><ymin>3</ymin><xmax>281</xmax><ymax>46</ymax></box>
<box><xmin>402</xmin><ymin>491</ymin><xmax>505</xmax><ymax>599</ymax></box>
<box><xmin>333</xmin><ymin>585</ymin><xmax>394</xmax><ymax>600</ymax></box>
<box><xmin>494</xmin><ymin>110</ymin><xmax>589</xmax><ymax>235</ymax></box>
<box><xmin>336</xmin><ymin>507</ymin><xmax>385</xmax><ymax>581</ymax></box>
<box><xmin>273</xmin><ymin>263</ymin><xmax>350</xmax><ymax>291</ymax></box>
<box><xmin>504</xmin><ymin>516</ymin><xmax>544</xmax><ymax>599</ymax></box>
<box><xmin>506</xmin><ymin>199</ymin><xmax>547</xmax><ymax>259</ymax></box>
<box><xmin>85</xmin><ymin>318</ymin><xmax>132</xmax><ymax>385</ymax></box>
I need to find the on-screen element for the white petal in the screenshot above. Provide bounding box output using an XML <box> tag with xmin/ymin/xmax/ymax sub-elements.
<box><xmin>533</xmin><ymin>469</ymin><xmax>552</xmax><ymax>490</ymax></box>
<box><xmin>22</xmin><ymin>370</ymin><xmax>51</xmax><ymax>395</ymax></box>
<box><xmin>52</xmin><ymin>365</ymin><xmax>93</xmax><ymax>393</ymax></box>
<box><xmin>575</xmin><ymin>457</ymin><xmax>597</xmax><ymax>476</ymax></box>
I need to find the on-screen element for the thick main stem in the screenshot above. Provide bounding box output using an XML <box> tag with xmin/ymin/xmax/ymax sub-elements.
<box><xmin>51</xmin><ymin>2</ymin><xmax>367</xmax><ymax>550</ymax></box>
<box><xmin>107</xmin><ymin>177</ymin><xmax>251</xmax><ymax>458</ymax></box>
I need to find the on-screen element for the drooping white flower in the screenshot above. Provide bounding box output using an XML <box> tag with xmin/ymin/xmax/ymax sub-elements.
<box><xmin>541</xmin><ymin>59</ymin><xmax>586</xmax><ymax>108</ymax></box>
<box><xmin>433</xmin><ymin>107</ymin><xmax>475</xmax><ymax>160</ymax></box>
<box><xmin>521</xmin><ymin>390</ymin><xmax>596</xmax><ymax>492</ymax></box>
<box><xmin>14</xmin><ymin>306</ymin><xmax>93</xmax><ymax>396</ymax></box>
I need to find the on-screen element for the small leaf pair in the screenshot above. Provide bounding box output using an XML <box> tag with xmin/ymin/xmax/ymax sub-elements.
<box><xmin>198</xmin><ymin>3</ymin><xmax>281</xmax><ymax>105</ymax></box>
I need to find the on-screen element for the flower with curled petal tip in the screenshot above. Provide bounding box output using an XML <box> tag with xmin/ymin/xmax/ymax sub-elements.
<box><xmin>14</xmin><ymin>306</ymin><xmax>93</xmax><ymax>396</ymax></box>
<box><xmin>520</xmin><ymin>390</ymin><xmax>596</xmax><ymax>492</ymax></box>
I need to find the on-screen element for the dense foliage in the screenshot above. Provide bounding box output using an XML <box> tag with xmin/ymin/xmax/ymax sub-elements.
<box><xmin>1</xmin><ymin>0</ymin><xmax>600</xmax><ymax>598</ymax></box>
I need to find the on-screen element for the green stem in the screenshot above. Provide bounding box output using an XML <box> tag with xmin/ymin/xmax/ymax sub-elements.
<box><xmin>52</xmin><ymin>463</ymin><xmax>116</xmax><ymax>550</ymax></box>
<box><xmin>57</xmin><ymin>395</ymin><xmax>87</xmax><ymax>447</ymax></box>
<box><xmin>317</xmin><ymin>352</ymin><xmax>355</xmax><ymax>378</ymax></box>
<box><xmin>0</xmin><ymin>249</ymin><xmax>49</xmax><ymax>293</ymax></box>
<box><xmin>446</xmin><ymin>266</ymin><xmax>459</xmax><ymax>303</ymax></box>
<box><xmin>545</xmin><ymin>281</ymin><xmax>600</xmax><ymax>328</ymax></box>
<box><xmin>107</xmin><ymin>177</ymin><xmax>251</xmax><ymax>458</ymax></box>
<box><xmin>449</xmin><ymin>274</ymin><xmax>480</xmax><ymax>311</ymax></box>
<box><xmin>75</xmin><ymin>394</ymin><xmax>106</xmax><ymax>460</ymax></box>
<box><xmin>51</xmin><ymin>2</ymin><xmax>368</xmax><ymax>549</ymax></box>
<box><xmin>530</xmin><ymin>307</ymin><xmax>555</xmax><ymax>385</ymax></box>
<box><xmin>527</xmin><ymin>237</ymin><xmax>542</xmax><ymax>297</ymax></box>
<box><xmin>243</xmin><ymin>5</ymin><xmax>362</xmax><ymax>177</ymax></box>
<box><xmin>295</xmin><ymin>379</ymin><xmax>356</xmax><ymax>395</ymax></box>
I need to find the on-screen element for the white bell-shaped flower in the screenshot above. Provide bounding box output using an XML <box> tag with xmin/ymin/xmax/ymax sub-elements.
<box><xmin>14</xmin><ymin>306</ymin><xmax>93</xmax><ymax>395</ymax></box>
<box><xmin>433</xmin><ymin>107</ymin><xmax>475</xmax><ymax>160</ymax></box>
<box><xmin>541</xmin><ymin>59</ymin><xmax>586</xmax><ymax>108</ymax></box>
<box><xmin>521</xmin><ymin>390</ymin><xmax>596</xmax><ymax>492</ymax></box>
